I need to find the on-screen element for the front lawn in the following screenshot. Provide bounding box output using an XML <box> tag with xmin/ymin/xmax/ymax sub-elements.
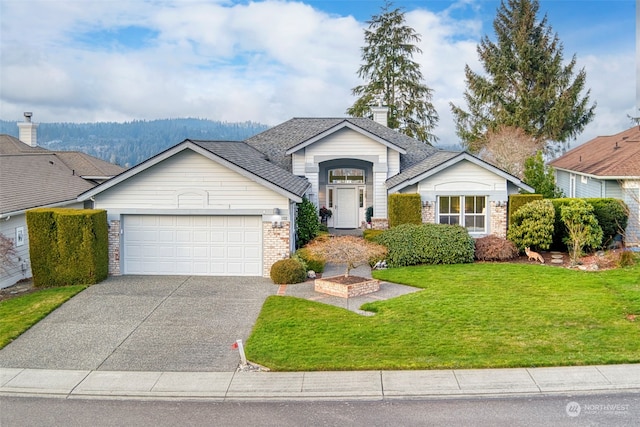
<box><xmin>247</xmin><ymin>263</ymin><xmax>640</xmax><ymax>371</ymax></box>
<box><xmin>0</xmin><ymin>285</ymin><xmax>86</xmax><ymax>349</ymax></box>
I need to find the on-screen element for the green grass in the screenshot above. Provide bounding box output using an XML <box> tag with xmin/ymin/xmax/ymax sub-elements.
<box><xmin>247</xmin><ymin>263</ymin><xmax>640</xmax><ymax>371</ymax></box>
<box><xmin>0</xmin><ymin>285</ymin><xmax>87</xmax><ymax>349</ymax></box>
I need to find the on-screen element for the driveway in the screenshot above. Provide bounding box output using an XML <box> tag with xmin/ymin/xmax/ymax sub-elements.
<box><xmin>0</xmin><ymin>276</ymin><xmax>276</xmax><ymax>372</ymax></box>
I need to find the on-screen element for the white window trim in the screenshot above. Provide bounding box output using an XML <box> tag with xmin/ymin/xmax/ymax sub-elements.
<box><xmin>437</xmin><ymin>195</ymin><xmax>488</xmax><ymax>234</ymax></box>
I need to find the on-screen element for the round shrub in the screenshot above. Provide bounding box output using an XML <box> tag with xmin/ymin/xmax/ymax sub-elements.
<box><xmin>295</xmin><ymin>247</ymin><xmax>326</xmax><ymax>273</ymax></box>
<box><xmin>507</xmin><ymin>199</ymin><xmax>555</xmax><ymax>251</ymax></box>
<box><xmin>475</xmin><ymin>235</ymin><xmax>519</xmax><ymax>261</ymax></box>
<box><xmin>374</xmin><ymin>223</ymin><xmax>475</xmax><ymax>267</ymax></box>
<box><xmin>270</xmin><ymin>258</ymin><xmax>307</xmax><ymax>284</ymax></box>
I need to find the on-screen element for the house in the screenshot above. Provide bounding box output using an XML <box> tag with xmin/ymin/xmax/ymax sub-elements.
<box><xmin>0</xmin><ymin>114</ymin><xmax>125</xmax><ymax>288</ymax></box>
<box><xmin>79</xmin><ymin>109</ymin><xmax>532</xmax><ymax>278</ymax></box>
<box><xmin>549</xmin><ymin>126</ymin><xmax>640</xmax><ymax>245</ymax></box>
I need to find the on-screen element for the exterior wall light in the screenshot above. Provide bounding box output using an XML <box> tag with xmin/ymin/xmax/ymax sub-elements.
<box><xmin>272</xmin><ymin>208</ymin><xmax>283</xmax><ymax>228</ymax></box>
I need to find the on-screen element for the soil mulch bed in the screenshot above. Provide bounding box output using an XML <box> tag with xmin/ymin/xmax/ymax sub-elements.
<box><xmin>0</xmin><ymin>279</ymin><xmax>37</xmax><ymax>302</ymax></box>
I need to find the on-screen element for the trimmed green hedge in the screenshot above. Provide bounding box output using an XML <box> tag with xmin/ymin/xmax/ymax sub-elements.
<box><xmin>26</xmin><ymin>208</ymin><xmax>108</xmax><ymax>288</ymax></box>
<box><xmin>388</xmin><ymin>194</ymin><xmax>422</xmax><ymax>228</ymax></box>
<box><xmin>270</xmin><ymin>258</ymin><xmax>307</xmax><ymax>284</ymax></box>
<box><xmin>374</xmin><ymin>223</ymin><xmax>475</xmax><ymax>267</ymax></box>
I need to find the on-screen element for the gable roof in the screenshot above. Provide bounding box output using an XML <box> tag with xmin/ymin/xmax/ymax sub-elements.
<box><xmin>0</xmin><ymin>134</ymin><xmax>125</xmax><ymax>217</ymax></box>
<box><xmin>78</xmin><ymin>140</ymin><xmax>310</xmax><ymax>202</ymax></box>
<box><xmin>386</xmin><ymin>151</ymin><xmax>534</xmax><ymax>193</ymax></box>
<box><xmin>549</xmin><ymin>126</ymin><xmax>640</xmax><ymax>178</ymax></box>
<box><xmin>245</xmin><ymin>117</ymin><xmax>438</xmax><ymax>171</ymax></box>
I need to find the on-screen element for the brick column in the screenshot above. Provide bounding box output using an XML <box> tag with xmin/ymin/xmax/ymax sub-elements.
<box><xmin>421</xmin><ymin>204</ymin><xmax>435</xmax><ymax>224</ymax></box>
<box><xmin>490</xmin><ymin>202</ymin><xmax>508</xmax><ymax>238</ymax></box>
<box><xmin>108</xmin><ymin>219</ymin><xmax>121</xmax><ymax>276</ymax></box>
<box><xmin>263</xmin><ymin>221</ymin><xmax>290</xmax><ymax>277</ymax></box>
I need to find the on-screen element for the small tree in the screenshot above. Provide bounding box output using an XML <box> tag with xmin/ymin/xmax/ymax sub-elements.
<box><xmin>0</xmin><ymin>233</ymin><xmax>16</xmax><ymax>273</ymax></box>
<box><xmin>295</xmin><ymin>197</ymin><xmax>320</xmax><ymax>248</ymax></box>
<box><xmin>507</xmin><ymin>199</ymin><xmax>555</xmax><ymax>250</ymax></box>
<box><xmin>523</xmin><ymin>151</ymin><xmax>564</xmax><ymax>198</ymax></box>
<box><xmin>478</xmin><ymin>126</ymin><xmax>541</xmax><ymax>179</ymax></box>
<box><xmin>305</xmin><ymin>235</ymin><xmax>387</xmax><ymax>277</ymax></box>
<box><xmin>560</xmin><ymin>199</ymin><xmax>603</xmax><ymax>264</ymax></box>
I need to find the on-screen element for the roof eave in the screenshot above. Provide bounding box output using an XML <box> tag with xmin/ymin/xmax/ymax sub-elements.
<box><xmin>285</xmin><ymin>121</ymin><xmax>407</xmax><ymax>155</ymax></box>
<box><xmin>552</xmin><ymin>166</ymin><xmax>640</xmax><ymax>181</ymax></box>
<box><xmin>0</xmin><ymin>199</ymin><xmax>81</xmax><ymax>219</ymax></box>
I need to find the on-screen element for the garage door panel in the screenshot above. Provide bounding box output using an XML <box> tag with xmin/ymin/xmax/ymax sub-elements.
<box><xmin>124</xmin><ymin>215</ymin><xmax>262</xmax><ymax>275</ymax></box>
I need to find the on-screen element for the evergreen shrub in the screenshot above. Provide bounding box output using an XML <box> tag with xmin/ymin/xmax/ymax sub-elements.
<box><xmin>388</xmin><ymin>194</ymin><xmax>422</xmax><ymax>228</ymax></box>
<box><xmin>507</xmin><ymin>199</ymin><xmax>555</xmax><ymax>251</ymax></box>
<box><xmin>295</xmin><ymin>247</ymin><xmax>326</xmax><ymax>273</ymax></box>
<box><xmin>270</xmin><ymin>258</ymin><xmax>307</xmax><ymax>284</ymax></box>
<box><xmin>374</xmin><ymin>223</ymin><xmax>475</xmax><ymax>267</ymax></box>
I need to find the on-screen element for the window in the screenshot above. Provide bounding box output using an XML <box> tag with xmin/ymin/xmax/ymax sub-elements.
<box><xmin>359</xmin><ymin>188</ymin><xmax>364</xmax><ymax>208</ymax></box>
<box><xmin>328</xmin><ymin>188</ymin><xmax>333</xmax><ymax>208</ymax></box>
<box><xmin>438</xmin><ymin>196</ymin><xmax>486</xmax><ymax>233</ymax></box>
<box><xmin>329</xmin><ymin>168</ymin><xmax>365</xmax><ymax>184</ymax></box>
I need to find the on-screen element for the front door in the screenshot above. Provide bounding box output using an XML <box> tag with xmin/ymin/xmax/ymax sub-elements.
<box><xmin>335</xmin><ymin>187</ymin><xmax>358</xmax><ymax>228</ymax></box>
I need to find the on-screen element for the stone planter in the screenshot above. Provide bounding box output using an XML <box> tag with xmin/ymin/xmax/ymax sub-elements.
<box><xmin>314</xmin><ymin>275</ymin><xmax>380</xmax><ymax>298</ymax></box>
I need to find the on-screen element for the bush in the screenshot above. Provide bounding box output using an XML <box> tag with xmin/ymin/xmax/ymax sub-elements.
<box><xmin>388</xmin><ymin>194</ymin><xmax>422</xmax><ymax>228</ymax></box>
<box><xmin>295</xmin><ymin>197</ymin><xmax>320</xmax><ymax>248</ymax></box>
<box><xmin>560</xmin><ymin>199</ymin><xmax>603</xmax><ymax>263</ymax></box>
<box><xmin>507</xmin><ymin>199</ymin><xmax>555</xmax><ymax>251</ymax></box>
<box><xmin>508</xmin><ymin>193</ymin><xmax>543</xmax><ymax>228</ymax></box>
<box><xmin>550</xmin><ymin>198</ymin><xmax>628</xmax><ymax>250</ymax></box>
<box><xmin>474</xmin><ymin>235</ymin><xmax>519</xmax><ymax>261</ymax></box>
<box><xmin>295</xmin><ymin>247</ymin><xmax>326</xmax><ymax>273</ymax></box>
<box><xmin>26</xmin><ymin>208</ymin><xmax>108</xmax><ymax>288</ymax></box>
<box><xmin>374</xmin><ymin>223</ymin><xmax>475</xmax><ymax>267</ymax></box>
<box><xmin>270</xmin><ymin>258</ymin><xmax>307</xmax><ymax>284</ymax></box>
<box><xmin>363</xmin><ymin>229</ymin><xmax>384</xmax><ymax>242</ymax></box>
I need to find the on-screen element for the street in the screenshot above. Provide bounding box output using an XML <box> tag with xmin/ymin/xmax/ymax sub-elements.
<box><xmin>2</xmin><ymin>392</ymin><xmax>638</xmax><ymax>427</ymax></box>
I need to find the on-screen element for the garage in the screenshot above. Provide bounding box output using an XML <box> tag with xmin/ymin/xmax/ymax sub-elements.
<box><xmin>123</xmin><ymin>215</ymin><xmax>262</xmax><ymax>276</ymax></box>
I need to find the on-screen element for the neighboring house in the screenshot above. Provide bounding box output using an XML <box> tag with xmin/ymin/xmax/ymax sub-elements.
<box><xmin>0</xmin><ymin>115</ymin><xmax>125</xmax><ymax>288</ymax></box>
<box><xmin>549</xmin><ymin>126</ymin><xmax>640</xmax><ymax>245</ymax></box>
<box><xmin>79</xmin><ymin>109</ymin><xmax>532</xmax><ymax>278</ymax></box>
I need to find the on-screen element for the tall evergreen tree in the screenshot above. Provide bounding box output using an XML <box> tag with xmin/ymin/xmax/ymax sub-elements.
<box><xmin>450</xmin><ymin>0</ymin><xmax>595</xmax><ymax>153</ymax></box>
<box><xmin>347</xmin><ymin>1</ymin><xmax>438</xmax><ymax>144</ymax></box>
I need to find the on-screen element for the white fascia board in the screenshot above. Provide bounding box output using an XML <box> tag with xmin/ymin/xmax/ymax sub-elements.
<box><xmin>285</xmin><ymin>121</ymin><xmax>407</xmax><ymax>155</ymax></box>
<box><xmin>388</xmin><ymin>152</ymin><xmax>534</xmax><ymax>193</ymax></box>
<box><xmin>0</xmin><ymin>199</ymin><xmax>80</xmax><ymax>219</ymax></box>
<box><xmin>551</xmin><ymin>166</ymin><xmax>640</xmax><ymax>181</ymax></box>
<box><xmin>78</xmin><ymin>141</ymin><xmax>309</xmax><ymax>203</ymax></box>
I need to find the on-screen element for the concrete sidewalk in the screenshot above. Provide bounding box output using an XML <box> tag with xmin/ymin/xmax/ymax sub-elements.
<box><xmin>2</xmin><ymin>364</ymin><xmax>639</xmax><ymax>401</ymax></box>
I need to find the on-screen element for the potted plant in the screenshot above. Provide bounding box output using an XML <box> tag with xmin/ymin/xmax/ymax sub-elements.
<box><xmin>319</xmin><ymin>206</ymin><xmax>332</xmax><ymax>225</ymax></box>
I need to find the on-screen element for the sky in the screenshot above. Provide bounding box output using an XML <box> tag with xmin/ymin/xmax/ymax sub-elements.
<box><xmin>0</xmin><ymin>0</ymin><xmax>636</xmax><ymax>149</ymax></box>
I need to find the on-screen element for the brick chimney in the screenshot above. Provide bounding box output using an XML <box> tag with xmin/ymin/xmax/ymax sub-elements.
<box><xmin>17</xmin><ymin>112</ymin><xmax>38</xmax><ymax>147</ymax></box>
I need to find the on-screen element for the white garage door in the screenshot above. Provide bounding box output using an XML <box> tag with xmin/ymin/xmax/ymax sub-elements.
<box><xmin>123</xmin><ymin>215</ymin><xmax>262</xmax><ymax>275</ymax></box>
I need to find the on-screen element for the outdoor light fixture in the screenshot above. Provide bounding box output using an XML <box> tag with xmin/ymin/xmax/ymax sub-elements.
<box><xmin>272</xmin><ymin>208</ymin><xmax>282</xmax><ymax>228</ymax></box>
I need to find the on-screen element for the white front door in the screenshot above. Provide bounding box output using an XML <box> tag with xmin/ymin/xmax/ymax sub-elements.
<box><xmin>335</xmin><ymin>187</ymin><xmax>358</xmax><ymax>228</ymax></box>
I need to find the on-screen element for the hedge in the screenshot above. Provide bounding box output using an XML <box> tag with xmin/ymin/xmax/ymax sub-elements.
<box><xmin>26</xmin><ymin>208</ymin><xmax>108</xmax><ymax>288</ymax></box>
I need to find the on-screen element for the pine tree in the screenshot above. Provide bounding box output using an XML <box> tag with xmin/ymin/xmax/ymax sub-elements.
<box><xmin>347</xmin><ymin>1</ymin><xmax>438</xmax><ymax>144</ymax></box>
<box><xmin>450</xmin><ymin>0</ymin><xmax>595</xmax><ymax>153</ymax></box>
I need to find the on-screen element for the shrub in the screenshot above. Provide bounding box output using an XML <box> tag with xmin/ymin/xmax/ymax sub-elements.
<box><xmin>388</xmin><ymin>194</ymin><xmax>422</xmax><ymax>228</ymax></box>
<box><xmin>474</xmin><ymin>235</ymin><xmax>519</xmax><ymax>261</ymax></box>
<box><xmin>560</xmin><ymin>199</ymin><xmax>603</xmax><ymax>263</ymax></box>
<box><xmin>374</xmin><ymin>223</ymin><xmax>475</xmax><ymax>267</ymax></box>
<box><xmin>295</xmin><ymin>197</ymin><xmax>320</xmax><ymax>248</ymax></box>
<box><xmin>523</xmin><ymin>151</ymin><xmax>564</xmax><ymax>198</ymax></box>
<box><xmin>617</xmin><ymin>250</ymin><xmax>637</xmax><ymax>268</ymax></box>
<box><xmin>270</xmin><ymin>258</ymin><xmax>307</xmax><ymax>284</ymax></box>
<box><xmin>507</xmin><ymin>199</ymin><xmax>555</xmax><ymax>251</ymax></box>
<box><xmin>508</xmin><ymin>193</ymin><xmax>543</xmax><ymax>228</ymax></box>
<box><xmin>550</xmin><ymin>198</ymin><xmax>627</xmax><ymax>250</ymax></box>
<box><xmin>295</xmin><ymin>247</ymin><xmax>326</xmax><ymax>273</ymax></box>
<box><xmin>363</xmin><ymin>229</ymin><xmax>384</xmax><ymax>242</ymax></box>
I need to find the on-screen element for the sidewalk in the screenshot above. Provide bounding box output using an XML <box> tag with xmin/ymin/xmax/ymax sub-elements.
<box><xmin>2</xmin><ymin>364</ymin><xmax>639</xmax><ymax>401</ymax></box>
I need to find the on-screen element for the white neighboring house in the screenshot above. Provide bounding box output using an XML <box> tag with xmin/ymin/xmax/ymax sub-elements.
<box><xmin>0</xmin><ymin>115</ymin><xmax>125</xmax><ymax>288</ymax></box>
<box><xmin>79</xmin><ymin>110</ymin><xmax>532</xmax><ymax>279</ymax></box>
<box><xmin>549</xmin><ymin>126</ymin><xmax>640</xmax><ymax>246</ymax></box>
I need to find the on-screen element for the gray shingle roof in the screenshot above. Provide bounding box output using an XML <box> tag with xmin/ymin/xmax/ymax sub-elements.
<box><xmin>189</xmin><ymin>140</ymin><xmax>310</xmax><ymax>197</ymax></box>
<box><xmin>385</xmin><ymin>151</ymin><xmax>461</xmax><ymax>189</ymax></box>
<box><xmin>0</xmin><ymin>134</ymin><xmax>125</xmax><ymax>215</ymax></box>
<box><xmin>245</xmin><ymin>118</ymin><xmax>439</xmax><ymax>171</ymax></box>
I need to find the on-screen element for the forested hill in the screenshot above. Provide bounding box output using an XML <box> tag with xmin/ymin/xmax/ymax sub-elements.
<box><xmin>0</xmin><ymin>118</ymin><xmax>270</xmax><ymax>168</ymax></box>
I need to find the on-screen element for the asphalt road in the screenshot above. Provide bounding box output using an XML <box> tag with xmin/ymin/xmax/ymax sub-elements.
<box><xmin>2</xmin><ymin>392</ymin><xmax>639</xmax><ymax>427</ymax></box>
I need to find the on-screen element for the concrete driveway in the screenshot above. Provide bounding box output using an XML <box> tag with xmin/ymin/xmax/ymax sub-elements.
<box><xmin>0</xmin><ymin>276</ymin><xmax>276</xmax><ymax>372</ymax></box>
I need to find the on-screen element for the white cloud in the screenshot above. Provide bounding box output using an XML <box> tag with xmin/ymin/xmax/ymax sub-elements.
<box><xmin>0</xmin><ymin>0</ymin><xmax>634</xmax><ymax>150</ymax></box>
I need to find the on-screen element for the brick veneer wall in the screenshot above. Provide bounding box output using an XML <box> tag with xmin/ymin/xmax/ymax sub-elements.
<box><xmin>263</xmin><ymin>221</ymin><xmax>290</xmax><ymax>277</ymax></box>
<box><xmin>490</xmin><ymin>202</ymin><xmax>508</xmax><ymax>238</ymax></box>
<box><xmin>421</xmin><ymin>204</ymin><xmax>435</xmax><ymax>224</ymax></box>
<box><xmin>108</xmin><ymin>219</ymin><xmax>121</xmax><ymax>276</ymax></box>
<box><xmin>371</xmin><ymin>217</ymin><xmax>389</xmax><ymax>230</ymax></box>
